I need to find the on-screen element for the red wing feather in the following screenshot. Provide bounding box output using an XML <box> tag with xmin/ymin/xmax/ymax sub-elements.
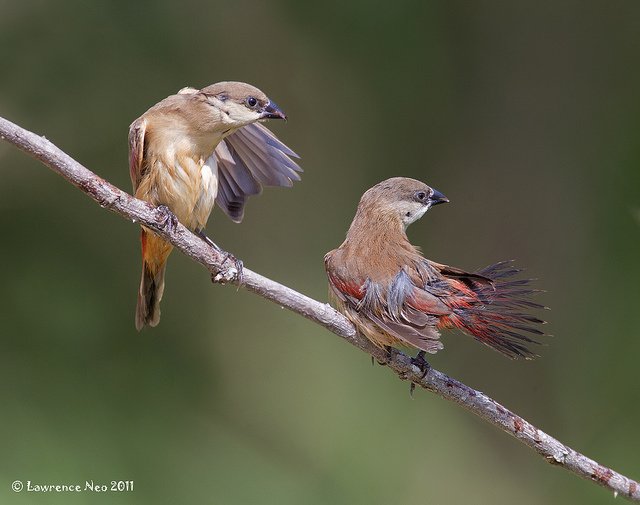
<box><xmin>407</xmin><ymin>286</ymin><xmax>453</xmax><ymax>316</ymax></box>
<box><xmin>326</xmin><ymin>271</ymin><xmax>364</xmax><ymax>301</ymax></box>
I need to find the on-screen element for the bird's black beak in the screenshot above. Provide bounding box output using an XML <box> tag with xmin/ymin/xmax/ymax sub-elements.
<box><xmin>261</xmin><ymin>100</ymin><xmax>287</xmax><ymax>120</ymax></box>
<box><xmin>429</xmin><ymin>188</ymin><xmax>449</xmax><ymax>206</ymax></box>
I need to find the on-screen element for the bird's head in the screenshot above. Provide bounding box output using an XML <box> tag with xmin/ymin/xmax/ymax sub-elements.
<box><xmin>358</xmin><ymin>177</ymin><xmax>449</xmax><ymax>228</ymax></box>
<box><xmin>140</xmin><ymin>82</ymin><xmax>288</xmax><ymax>158</ymax></box>
<box><xmin>194</xmin><ymin>81</ymin><xmax>286</xmax><ymax>130</ymax></box>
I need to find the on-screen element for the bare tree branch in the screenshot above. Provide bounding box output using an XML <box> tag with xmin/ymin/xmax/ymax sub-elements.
<box><xmin>1</xmin><ymin>115</ymin><xmax>637</xmax><ymax>502</ymax></box>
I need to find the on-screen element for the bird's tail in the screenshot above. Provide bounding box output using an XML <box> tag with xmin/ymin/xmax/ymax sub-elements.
<box><xmin>448</xmin><ymin>261</ymin><xmax>546</xmax><ymax>359</ymax></box>
<box><xmin>135</xmin><ymin>229</ymin><xmax>172</xmax><ymax>330</ymax></box>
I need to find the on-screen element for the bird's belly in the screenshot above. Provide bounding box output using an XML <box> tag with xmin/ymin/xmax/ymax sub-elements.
<box><xmin>152</xmin><ymin>156</ymin><xmax>218</xmax><ymax>231</ymax></box>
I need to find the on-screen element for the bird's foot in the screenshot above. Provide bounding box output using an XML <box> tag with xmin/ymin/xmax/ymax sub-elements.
<box><xmin>195</xmin><ymin>229</ymin><xmax>222</xmax><ymax>252</ymax></box>
<box><xmin>156</xmin><ymin>205</ymin><xmax>179</xmax><ymax>232</ymax></box>
<box><xmin>211</xmin><ymin>252</ymin><xmax>244</xmax><ymax>285</ymax></box>
<box><xmin>409</xmin><ymin>351</ymin><xmax>431</xmax><ymax>398</ymax></box>
<box><xmin>194</xmin><ymin>230</ymin><xmax>243</xmax><ymax>285</ymax></box>
<box><xmin>374</xmin><ymin>346</ymin><xmax>393</xmax><ymax>367</ymax></box>
<box><xmin>411</xmin><ymin>351</ymin><xmax>431</xmax><ymax>378</ymax></box>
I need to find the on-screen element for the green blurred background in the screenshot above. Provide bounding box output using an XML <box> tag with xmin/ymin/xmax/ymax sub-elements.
<box><xmin>1</xmin><ymin>1</ymin><xmax>638</xmax><ymax>503</ymax></box>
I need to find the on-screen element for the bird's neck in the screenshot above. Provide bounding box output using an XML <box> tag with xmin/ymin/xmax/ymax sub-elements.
<box><xmin>340</xmin><ymin>212</ymin><xmax>420</xmax><ymax>280</ymax></box>
<box><xmin>147</xmin><ymin>113</ymin><xmax>231</xmax><ymax>163</ymax></box>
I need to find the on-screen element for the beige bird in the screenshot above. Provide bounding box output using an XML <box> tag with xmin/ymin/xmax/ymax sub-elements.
<box><xmin>129</xmin><ymin>82</ymin><xmax>301</xmax><ymax>330</ymax></box>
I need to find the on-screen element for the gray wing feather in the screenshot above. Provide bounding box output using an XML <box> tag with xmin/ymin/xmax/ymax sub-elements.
<box><xmin>243</xmin><ymin>122</ymin><xmax>300</xmax><ymax>158</ymax></box>
<box><xmin>240</xmin><ymin>124</ymin><xmax>302</xmax><ymax>175</ymax></box>
<box><xmin>216</xmin><ymin>141</ymin><xmax>261</xmax><ymax>195</ymax></box>
<box><xmin>369</xmin><ymin>314</ymin><xmax>443</xmax><ymax>353</ymax></box>
<box><xmin>215</xmin><ymin>167</ymin><xmax>246</xmax><ymax>223</ymax></box>
<box><xmin>214</xmin><ymin>123</ymin><xmax>302</xmax><ymax>222</ymax></box>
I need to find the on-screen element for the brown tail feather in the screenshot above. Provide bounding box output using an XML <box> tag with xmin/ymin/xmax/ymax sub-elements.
<box><xmin>135</xmin><ymin>261</ymin><xmax>166</xmax><ymax>330</ymax></box>
<box><xmin>135</xmin><ymin>229</ymin><xmax>171</xmax><ymax>330</ymax></box>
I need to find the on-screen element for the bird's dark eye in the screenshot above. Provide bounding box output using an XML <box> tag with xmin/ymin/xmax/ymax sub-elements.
<box><xmin>415</xmin><ymin>191</ymin><xmax>428</xmax><ymax>202</ymax></box>
<box><xmin>246</xmin><ymin>96</ymin><xmax>258</xmax><ymax>108</ymax></box>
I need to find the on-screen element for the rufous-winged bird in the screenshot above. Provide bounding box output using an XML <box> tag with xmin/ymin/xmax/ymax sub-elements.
<box><xmin>324</xmin><ymin>177</ymin><xmax>545</xmax><ymax>362</ymax></box>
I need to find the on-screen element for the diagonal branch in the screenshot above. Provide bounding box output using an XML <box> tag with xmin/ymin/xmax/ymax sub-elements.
<box><xmin>1</xmin><ymin>115</ymin><xmax>637</xmax><ymax>501</ymax></box>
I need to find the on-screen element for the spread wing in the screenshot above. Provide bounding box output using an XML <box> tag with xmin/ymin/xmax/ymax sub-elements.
<box><xmin>325</xmin><ymin>253</ymin><xmax>450</xmax><ymax>353</ymax></box>
<box><xmin>214</xmin><ymin>122</ymin><xmax>302</xmax><ymax>223</ymax></box>
<box><xmin>128</xmin><ymin>117</ymin><xmax>147</xmax><ymax>192</ymax></box>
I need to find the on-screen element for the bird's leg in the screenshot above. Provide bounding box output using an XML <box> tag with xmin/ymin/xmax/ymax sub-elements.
<box><xmin>409</xmin><ymin>351</ymin><xmax>431</xmax><ymax>398</ymax></box>
<box><xmin>194</xmin><ymin>228</ymin><xmax>222</xmax><ymax>251</ymax></box>
<box><xmin>375</xmin><ymin>345</ymin><xmax>393</xmax><ymax>367</ymax></box>
<box><xmin>156</xmin><ymin>205</ymin><xmax>179</xmax><ymax>232</ymax></box>
<box><xmin>195</xmin><ymin>229</ymin><xmax>244</xmax><ymax>285</ymax></box>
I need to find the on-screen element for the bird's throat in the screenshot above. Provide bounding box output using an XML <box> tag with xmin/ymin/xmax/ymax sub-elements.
<box><xmin>342</xmin><ymin>215</ymin><xmax>419</xmax><ymax>281</ymax></box>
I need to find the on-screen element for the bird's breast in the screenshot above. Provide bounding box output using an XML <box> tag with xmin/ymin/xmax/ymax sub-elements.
<box><xmin>143</xmin><ymin>151</ymin><xmax>218</xmax><ymax>231</ymax></box>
